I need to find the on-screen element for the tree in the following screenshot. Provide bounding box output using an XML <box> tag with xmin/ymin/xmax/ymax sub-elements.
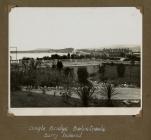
<box><xmin>51</xmin><ymin>54</ymin><xmax>60</xmax><ymax>59</ymax></box>
<box><xmin>99</xmin><ymin>64</ymin><xmax>107</xmax><ymax>82</ymax></box>
<box><xmin>52</xmin><ymin>61</ymin><xmax>56</xmax><ymax>69</ymax></box>
<box><xmin>117</xmin><ymin>63</ymin><xmax>125</xmax><ymax>77</ymax></box>
<box><xmin>57</xmin><ymin>60</ymin><xmax>63</xmax><ymax>71</ymax></box>
<box><xmin>61</xmin><ymin>67</ymin><xmax>75</xmax><ymax>103</ymax></box>
<box><xmin>67</xmin><ymin>53</ymin><xmax>70</xmax><ymax>59</ymax></box>
<box><xmin>100</xmin><ymin>82</ymin><xmax>118</xmax><ymax>106</ymax></box>
<box><xmin>11</xmin><ymin>70</ymin><xmax>23</xmax><ymax>91</ymax></box>
<box><xmin>76</xmin><ymin>67</ymin><xmax>95</xmax><ymax>107</ymax></box>
<box><xmin>22</xmin><ymin>59</ymin><xmax>41</xmax><ymax>93</ymax></box>
<box><xmin>76</xmin><ymin>83</ymin><xmax>95</xmax><ymax>107</ymax></box>
<box><xmin>71</xmin><ymin>54</ymin><xmax>76</xmax><ymax>59</ymax></box>
<box><xmin>77</xmin><ymin>67</ymin><xmax>89</xmax><ymax>85</ymax></box>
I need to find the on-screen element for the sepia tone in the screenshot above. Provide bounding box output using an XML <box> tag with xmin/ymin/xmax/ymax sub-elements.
<box><xmin>0</xmin><ymin>0</ymin><xmax>151</xmax><ymax>140</ymax></box>
<box><xmin>9</xmin><ymin>8</ymin><xmax>141</xmax><ymax>109</ymax></box>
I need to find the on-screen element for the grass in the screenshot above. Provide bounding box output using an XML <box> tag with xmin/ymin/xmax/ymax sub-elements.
<box><xmin>11</xmin><ymin>91</ymin><xmax>81</xmax><ymax>107</ymax></box>
<box><xmin>11</xmin><ymin>90</ymin><xmax>140</xmax><ymax>107</ymax></box>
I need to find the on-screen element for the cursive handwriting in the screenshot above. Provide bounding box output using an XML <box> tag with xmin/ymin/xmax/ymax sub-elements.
<box><xmin>28</xmin><ymin>124</ymin><xmax>106</xmax><ymax>139</ymax></box>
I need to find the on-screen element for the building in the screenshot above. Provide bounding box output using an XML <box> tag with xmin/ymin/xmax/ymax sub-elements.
<box><xmin>103</xmin><ymin>48</ymin><xmax>132</xmax><ymax>58</ymax></box>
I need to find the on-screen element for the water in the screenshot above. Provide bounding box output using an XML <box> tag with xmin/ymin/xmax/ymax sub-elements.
<box><xmin>10</xmin><ymin>52</ymin><xmax>68</xmax><ymax>60</ymax></box>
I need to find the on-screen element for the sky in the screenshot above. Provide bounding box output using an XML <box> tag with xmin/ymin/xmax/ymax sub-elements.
<box><xmin>9</xmin><ymin>7</ymin><xmax>142</xmax><ymax>51</ymax></box>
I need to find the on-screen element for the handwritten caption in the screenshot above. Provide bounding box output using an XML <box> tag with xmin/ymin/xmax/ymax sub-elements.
<box><xmin>28</xmin><ymin>124</ymin><xmax>106</xmax><ymax>139</ymax></box>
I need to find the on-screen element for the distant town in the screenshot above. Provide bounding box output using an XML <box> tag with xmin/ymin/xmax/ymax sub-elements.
<box><xmin>10</xmin><ymin>45</ymin><xmax>140</xmax><ymax>62</ymax></box>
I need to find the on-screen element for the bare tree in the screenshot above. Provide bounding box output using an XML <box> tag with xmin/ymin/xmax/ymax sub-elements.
<box><xmin>100</xmin><ymin>82</ymin><xmax>118</xmax><ymax>106</ymax></box>
<box><xmin>76</xmin><ymin>84</ymin><xmax>95</xmax><ymax>107</ymax></box>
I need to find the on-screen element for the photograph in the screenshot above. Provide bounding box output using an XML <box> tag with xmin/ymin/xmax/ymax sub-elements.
<box><xmin>9</xmin><ymin>7</ymin><xmax>142</xmax><ymax>115</ymax></box>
